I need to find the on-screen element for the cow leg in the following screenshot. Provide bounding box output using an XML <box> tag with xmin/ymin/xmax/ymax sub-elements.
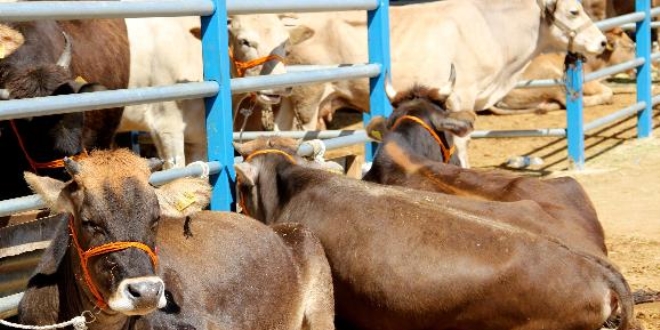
<box><xmin>147</xmin><ymin>102</ymin><xmax>186</xmax><ymax>169</ymax></box>
<box><xmin>582</xmin><ymin>82</ymin><xmax>614</xmax><ymax>107</ymax></box>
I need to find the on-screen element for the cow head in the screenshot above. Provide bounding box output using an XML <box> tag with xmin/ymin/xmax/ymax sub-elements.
<box><xmin>595</xmin><ymin>27</ymin><xmax>636</xmax><ymax>76</ymax></box>
<box><xmin>371</xmin><ymin>67</ymin><xmax>475</xmax><ymax>164</ymax></box>
<box><xmin>539</xmin><ymin>0</ymin><xmax>607</xmax><ymax>55</ymax></box>
<box><xmin>0</xmin><ymin>30</ymin><xmax>73</xmax><ymax>100</ymax></box>
<box><xmin>24</xmin><ymin>149</ymin><xmax>211</xmax><ymax>315</ymax></box>
<box><xmin>190</xmin><ymin>15</ymin><xmax>314</xmax><ymax>105</ymax></box>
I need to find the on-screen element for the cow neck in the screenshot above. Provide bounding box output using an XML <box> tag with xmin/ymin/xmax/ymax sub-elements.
<box><xmin>480</xmin><ymin>2</ymin><xmax>543</xmax><ymax>80</ymax></box>
<box><xmin>387</xmin><ymin>118</ymin><xmax>453</xmax><ymax>164</ymax></box>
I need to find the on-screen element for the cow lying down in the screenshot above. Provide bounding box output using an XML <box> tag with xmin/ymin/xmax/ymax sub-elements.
<box><xmin>234</xmin><ymin>137</ymin><xmax>637</xmax><ymax>330</ymax></box>
<box><xmin>363</xmin><ymin>84</ymin><xmax>607</xmax><ymax>258</ymax></box>
<box><xmin>18</xmin><ymin>149</ymin><xmax>334</xmax><ymax>330</ymax></box>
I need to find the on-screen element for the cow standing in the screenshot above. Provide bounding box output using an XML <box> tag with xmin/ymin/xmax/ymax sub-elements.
<box><xmin>18</xmin><ymin>149</ymin><xmax>334</xmax><ymax>330</ymax></box>
<box><xmin>363</xmin><ymin>84</ymin><xmax>607</xmax><ymax>257</ymax></box>
<box><xmin>277</xmin><ymin>0</ymin><xmax>607</xmax><ymax>168</ymax></box>
<box><xmin>0</xmin><ymin>8</ymin><xmax>129</xmax><ymax>200</ymax></box>
<box><xmin>234</xmin><ymin>137</ymin><xmax>636</xmax><ymax>330</ymax></box>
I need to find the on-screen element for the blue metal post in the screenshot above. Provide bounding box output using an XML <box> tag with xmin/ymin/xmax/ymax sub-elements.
<box><xmin>200</xmin><ymin>0</ymin><xmax>235</xmax><ymax>211</ymax></box>
<box><xmin>636</xmin><ymin>0</ymin><xmax>653</xmax><ymax>138</ymax></box>
<box><xmin>364</xmin><ymin>0</ymin><xmax>391</xmax><ymax>161</ymax></box>
<box><xmin>565</xmin><ymin>54</ymin><xmax>585</xmax><ymax>170</ymax></box>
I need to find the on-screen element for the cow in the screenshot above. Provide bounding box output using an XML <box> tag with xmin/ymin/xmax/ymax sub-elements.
<box><xmin>233</xmin><ymin>136</ymin><xmax>636</xmax><ymax>330</ymax></box>
<box><xmin>18</xmin><ymin>148</ymin><xmax>334</xmax><ymax>330</ymax></box>
<box><xmin>117</xmin><ymin>14</ymin><xmax>314</xmax><ymax>169</ymax></box>
<box><xmin>275</xmin><ymin>0</ymin><xmax>607</xmax><ymax>168</ymax></box>
<box><xmin>0</xmin><ymin>14</ymin><xmax>129</xmax><ymax>200</ymax></box>
<box><xmin>362</xmin><ymin>83</ymin><xmax>607</xmax><ymax>257</ymax></box>
<box><xmin>489</xmin><ymin>27</ymin><xmax>636</xmax><ymax>114</ymax></box>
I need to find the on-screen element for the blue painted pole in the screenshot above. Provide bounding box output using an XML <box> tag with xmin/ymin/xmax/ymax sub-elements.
<box><xmin>200</xmin><ymin>1</ymin><xmax>235</xmax><ymax>211</ymax></box>
<box><xmin>364</xmin><ymin>0</ymin><xmax>391</xmax><ymax>161</ymax></box>
<box><xmin>565</xmin><ymin>53</ymin><xmax>585</xmax><ymax>170</ymax></box>
<box><xmin>636</xmin><ymin>0</ymin><xmax>653</xmax><ymax>138</ymax></box>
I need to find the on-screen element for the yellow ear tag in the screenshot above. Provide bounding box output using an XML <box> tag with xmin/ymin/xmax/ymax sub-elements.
<box><xmin>0</xmin><ymin>44</ymin><xmax>6</xmax><ymax>59</ymax></box>
<box><xmin>175</xmin><ymin>192</ymin><xmax>197</xmax><ymax>212</ymax></box>
<box><xmin>605</xmin><ymin>42</ymin><xmax>614</xmax><ymax>51</ymax></box>
<box><xmin>370</xmin><ymin>130</ymin><xmax>382</xmax><ymax>142</ymax></box>
<box><xmin>74</xmin><ymin>76</ymin><xmax>88</xmax><ymax>84</ymax></box>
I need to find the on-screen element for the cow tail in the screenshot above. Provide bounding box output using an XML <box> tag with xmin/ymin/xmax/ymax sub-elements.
<box><xmin>578</xmin><ymin>252</ymin><xmax>634</xmax><ymax>330</ymax></box>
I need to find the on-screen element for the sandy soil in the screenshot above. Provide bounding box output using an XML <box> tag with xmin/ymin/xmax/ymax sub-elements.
<box><xmin>330</xmin><ymin>81</ymin><xmax>660</xmax><ymax>329</ymax></box>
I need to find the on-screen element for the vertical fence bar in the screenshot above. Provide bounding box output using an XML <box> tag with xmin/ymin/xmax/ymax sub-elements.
<box><xmin>201</xmin><ymin>0</ymin><xmax>235</xmax><ymax>211</ymax></box>
<box><xmin>565</xmin><ymin>54</ymin><xmax>585</xmax><ymax>170</ymax></box>
<box><xmin>364</xmin><ymin>0</ymin><xmax>391</xmax><ymax>161</ymax></box>
<box><xmin>636</xmin><ymin>0</ymin><xmax>653</xmax><ymax>138</ymax></box>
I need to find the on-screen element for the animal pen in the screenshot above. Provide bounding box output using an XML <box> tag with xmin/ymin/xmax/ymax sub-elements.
<box><xmin>0</xmin><ymin>0</ymin><xmax>658</xmax><ymax>320</ymax></box>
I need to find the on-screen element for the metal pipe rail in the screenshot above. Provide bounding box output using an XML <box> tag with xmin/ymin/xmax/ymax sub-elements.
<box><xmin>0</xmin><ymin>0</ymin><xmax>377</xmax><ymax>21</ymax></box>
<box><xmin>595</xmin><ymin>12</ymin><xmax>645</xmax><ymax>31</ymax></box>
<box><xmin>584</xmin><ymin>58</ymin><xmax>645</xmax><ymax>83</ymax></box>
<box><xmin>233</xmin><ymin>130</ymin><xmax>364</xmax><ymax>140</ymax></box>
<box><xmin>0</xmin><ymin>161</ymin><xmax>220</xmax><ymax>218</ymax></box>
<box><xmin>0</xmin><ymin>65</ymin><xmax>380</xmax><ymax>121</ymax></box>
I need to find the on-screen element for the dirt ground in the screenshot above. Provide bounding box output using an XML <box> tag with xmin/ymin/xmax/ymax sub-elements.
<box><xmin>330</xmin><ymin>81</ymin><xmax>660</xmax><ymax>329</ymax></box>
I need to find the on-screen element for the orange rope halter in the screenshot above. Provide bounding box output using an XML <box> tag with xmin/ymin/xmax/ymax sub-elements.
<box><xmin>237</xmin><ymin>149</ymin><xmax>297</xmax><ymax>216</ymax></box>
<box><xmin>229</xmin><ymin>47</ymin><xmax>285</xmax><ymax>78</ymax></box>
<box><xmin>68</xmin><ymin>216</ymin><xmax>159</xmax><ymax>310</ymax></box>
<box><xmin>10</xmin><ymin>120</ymin><xmax>88</xmax><ymax>173</ymax></box>
<box><xmin>390</xmin><ymin>115</ymin><xmax>455</xmax><ymax>163</ymax></box>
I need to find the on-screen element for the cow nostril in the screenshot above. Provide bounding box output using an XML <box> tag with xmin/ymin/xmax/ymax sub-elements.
<box><xmin>127</xmin><ymin>283</ymin><xmax>142</xmax><ymax>298</ymax></box>
<box><xmin>601</xmin><ymin>40</ymin><xmax>607</xmax><ymax>47</ymax></box>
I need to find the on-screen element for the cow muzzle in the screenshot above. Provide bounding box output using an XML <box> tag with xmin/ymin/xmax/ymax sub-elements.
<box><xmin>108</xmin><ymin>276</ymin><xmax>166</xmax><ymax>315</ymax></box>
<box><xmin>254</xmin><ymin>87</ymin><xmax>293</xmax><ymax>105</ymax></box>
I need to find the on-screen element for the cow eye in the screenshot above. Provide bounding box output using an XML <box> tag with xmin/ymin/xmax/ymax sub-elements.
<box><xmin>83</xmin><ymin>220</ymin><xmax>105</xmax><ymax>234</ymax></box>
<box><xmin>151</xmin><ymin>217</ymin><xmax>160</xmax><ymax>231</ymax></box>
<box><xmin>569</xmin><ymin>8</ymin><xmax>580</xmax><ymax>17</ymax></box>
<box><xmin>239</xmin><ymin>38</ymin><xmax>251</xmax><ymax>48</ymax></box>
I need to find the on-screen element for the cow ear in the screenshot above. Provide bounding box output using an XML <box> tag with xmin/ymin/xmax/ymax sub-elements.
<box><xmin>289</xmin><ymin>25</ymin><xmax>314</xmax><ymax>46</ymax></box>
<box><xmin>30</xmin><ymin>214</ymin><xmax>71</xmax><ymax>276</ymax></box>
<box><xmin>429</xmin><ymin>110</ymin><xmax>476</xmax><ymax>137</ymax></box>
<box><xmin>365</xmin><ymin>116</ymin><xmax>387</xmax><ymax>142</ymax></box>
<box><xmin>189</xmin><ymin>27</ymin><xmax>201</xmax><ymax>40</ymax></box>
<box><xmin>234</xmin><ymin>162</ymin><xmax>258</xmax><ymax>187</ymax></box>
<box><xmin>155</xmin><ymin>177</ymin><xmax>211</xmax><ymax>218</ymax></box>
<box><xmin>24</xmin><ymin>172</ymin><xmax>68</xmax><ymax>211</ymax></box>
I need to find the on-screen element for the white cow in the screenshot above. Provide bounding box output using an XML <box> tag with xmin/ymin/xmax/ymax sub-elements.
<box><xmin>280</xmin><ymin>0</ymin><xmax>607</xmax><ymax>167</ymax></box>
<box><xmin>119</xmin><ymin>15</ymin><xmax>313</xmax><ymax>169</ymax></box>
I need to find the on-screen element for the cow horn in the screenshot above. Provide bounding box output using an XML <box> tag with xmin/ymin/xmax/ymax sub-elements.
<box><xmin>63</xmin><ymin>157</ymin><xmax>81</xmax><ymax>176</ymax></box>
<box><xmin>56</xmin><ymin>32</ymin><xmax>72</xmax><ymax>70</ymax></box>
<box><xmin>438</xmin><ymin>63</ymin><xmax>456</xmax><ymax>96</ymax></box>
<box><xmin>0</xmin><ymin>89</ymin><xmax>10</xmax><ymax>100</ymax></box>
<box><xmin>385</xmin><ymin>78</ymin><xmax>397</xmax><ymax>102</ymax></box>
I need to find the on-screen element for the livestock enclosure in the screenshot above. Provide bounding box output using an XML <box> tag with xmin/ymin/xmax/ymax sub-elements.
<box><xmin>1</xmin><ymin>0</ymin><xmax>660</xmax><ymax>328</ymax></box>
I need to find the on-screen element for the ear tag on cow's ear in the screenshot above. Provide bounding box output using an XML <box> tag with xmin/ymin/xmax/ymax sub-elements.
<box><xmin>175</xmin><ymin>192</ymin><xmax>197</xmax><ymax>212</ymax></box>
<box><xmin>75</xmin><ymin>76</ymin><xmax>88</xmax><ymax>84</ymax></box>
<box><xmin>605</xmin><ymin>42</ymin><xmax>614</xmax><ymax>51</ymax></box>
<box><xmin>370</xmin><ymin>130</ymin><xmax>383</xmax><ymax>142</ymax></box>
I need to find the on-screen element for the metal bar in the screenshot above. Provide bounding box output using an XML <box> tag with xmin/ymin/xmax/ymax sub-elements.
<box><xmin>565</xmin><ymin>55</ymin><xmax>585</xmax><ymax>170</ymax></box>
<box><xmin>0</xmin><ymin>82</ymin><xmax>218</xmax><ymax>121</ymax></box>
<box><xmin>584</xmin><ymin>58</ymin><xmax>645</xmax><ymax>83</ymax></box>
<box><xmin>652</xmin><ymin>52</ymin><xmax>660</xmax><ymax>62</ymax></box>
<box><xmin>637</xmin><ymin>0</ymin><xmax>654</xmax><ymax>139</ymax></box>
<box><xmin>201</xmin><ymin>0</ymin><xmax>235</xmax><ymax>212</ymax></box>
<box><xmin>0</xmin><ymin>292</ymin><xmax>22</xmax><ymax>319</ymax></box>
<box><xmin>226</xmin><ymin>0</ymin><xmax>377</xmax><ymax>14</ymax></box>
<box><xmin>233</xmin><ymin>130</ymin><xmax>364</xmax><ymax>140</ymax></box>
<box><xmin>297</xmin><ymin>132</ymin><xmax>370</xmax><ymax>157</ymax></box>
<box><xmin>149</xmin><ymin>161</ymin><xmax>221</xmax><ymax>186</ymax></box>
<box><xmin>365</xmin><ymin>0</ymin><xmax>391</xmax><ymax>162</ymax></box>
<box><xmin>595</xmin><ymin>12</ymin><xmax>645</xmax><ymax>31</ymax></box>
<box><xmin>653</xmin><ymin>94</ymin><xmax>660</xmax><ymax>106</ymax></box>
<box><xmin>651</xmin><ymin>6</ymin><xmax>660</xmax><ymax>17</ymax></box>
<box><xmin>231</xmin><ymin>64</ymin><xmax>380</xmax><ymax>94</ymax></box>
<box><xmin>583</xmin><ymin>102</ymin><xmax>646</xmax><ymax>132</ymax></box>
<box><xmin>0</xmin><ymin>162</ymin><xmax>220</xmax><ymax>217</ymax></box>
<box><xmin>287</xmin><ymin>64</ymin><xmax>364</xmax><ymax>72</ymax></box>
<box><xmin>619</xmin><ymin>21</ymin><xmax>660</xmax><ymax>30</ymax></box>
<box><xmin>470</xmin><ymin>128</ymin><xmax>566</xmax><ymax>139</ymax></box>
<box><xmin>515</xmin><ymin>78</ymin><xmax>563</xmax><ymax>89</ymax></box>
<box><xmin>0</xmin><ymin>1</ymin><xmax>214</xmax><ymax>21</ymax></box>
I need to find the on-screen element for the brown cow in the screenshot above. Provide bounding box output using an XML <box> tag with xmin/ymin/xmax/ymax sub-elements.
<box><xmin>234</xmin><ymin>136</ymin><xmax>636</xmax><ymax>330</ymax></box>
<box><xmin>363</xmin><ymin>84</ymin><xmax>607</xmax><ymax>257</ymax></box>
<box><xmin>18</xmin><ymin>149</ymin><xmax>334</xmax><ymax>330</ymax></box>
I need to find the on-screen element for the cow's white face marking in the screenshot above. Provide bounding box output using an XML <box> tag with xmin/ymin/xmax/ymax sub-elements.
<box><xmin>108</xmin><ymin>276</ymin><xmax>166</xmax><ymax>316</ymax></box>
